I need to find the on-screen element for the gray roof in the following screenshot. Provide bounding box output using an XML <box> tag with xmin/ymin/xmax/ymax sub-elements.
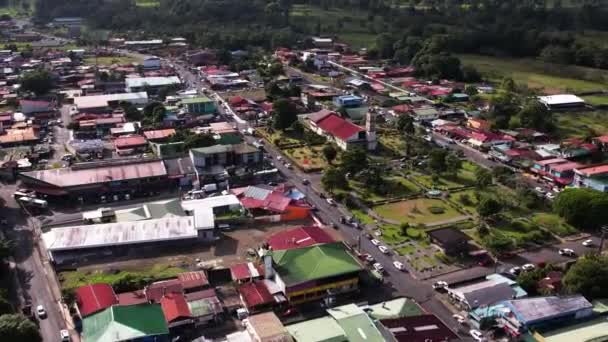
<box><xmin>505</xmin><ymin>296</ymin><xmax>593</xmax><ymax>324</ymax></box>
<box><xmin>126</xmin><ymin>76</ymin><xmax>181</xmax><ymax>89</ymax></box>
<box><xmin>146</xmin><ymin>199</ymin><xmax>185</xmax><ymax>219</ymax></box>
<box><xmin>463</xmin><ymin>283</ymin><xmax>516</xmax><ymax>308</ymax></box>
<box><xmin>190</xmin><ymin>144</ymin><xmax>233</xmax><ymax>156</ymax></box>
<box><xmin>243</xmin><ymin>186</ymin><xmax>271</xmax><ymax>200</ymax></box>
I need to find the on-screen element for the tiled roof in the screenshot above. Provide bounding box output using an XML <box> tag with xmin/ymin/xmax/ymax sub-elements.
<box><xmin>239</xmin><ymin>281</ymin><xmax>274</xmax><ymax>309</ymax></box>
<box><xmin>145</xmin><ymin>279</ymin><xmax>183</xmax><ymax>303</ymax></box>
<box><xmin>75</xmin><ymin>283</ymin><xmax>118</xmax><ymax>317</ymax></box>
<box><xmin>177</xmin><ymin>271</ymin><xmax>209</xmax><ymax>290</ymax></box>
<box><xmin>267</xmin><ymin>226</ymin><xmax>335</xmax><ymax>251</ymax></box>
<box><xmin>314</xmin><ymin>113</ymin><xmax>364</xmax><ymax>141</ymax></box>
<box><xmin>160</xmin><ymin>293</ymin><xmax>191</xmax><ymax>323</ymax></box>
<box><xmin>114</xmin><ymin>135</ymin><xmax>147</xmax><ymax>149</ymax></box>
<box><xmin>143</xmin><ymin>129</ymin><xmax>175</xmax><ymax>140</ymax></box>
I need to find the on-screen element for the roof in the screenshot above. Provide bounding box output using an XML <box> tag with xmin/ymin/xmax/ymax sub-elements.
<box><xmin>76</xmin><ymin>284</ymin><xmax>118</xmax><ymax>317</ymax></box>
<box><xmin>575</xmin><ymin>164</ymin><xmax>608</xmax><ymax>177</ymax></box>
<box><xmin>327</xmin><ymin>304</ymin><xmax>385</xmax><ymax>342</ymax></box>
<box><xmin>74</xmin><ymin>92</ymin><xmax>148</xmax><ymax>109</ymax></box>
<box><xmin>539</xmin><ymin>94</ymin><xmax>585</xmax><ymax>106</ymax></box>
<box><xmin>209</xmin><ymin>121</ymin><xmax>237</xmax><ymax>134</ymax></box>
<box><xmin>187</xmin><ymin>296</ymin><xmax>222</xmax><ymax>318</ymax></box>
<box><xmin>462</xmin><ymin>282</ymin><xmax>517</xmax><ymax>308</ymax></box>
<box><xmin>380</xmin><ymin>315</ymin><xmax>459</xmax><ymax>342</ymax></box>
<box><xmin>308</xmin><ymin>109</ymin><xmax>335</xmax><ymax>123</ymax></box>
<box><xmin>116</xmin><ymin>290</ymin><xmax>147</xmax><ymax>306</ymax></box>
<box><xmin>593</xmin><ymin>135</ymin><xmax>608</xmax><ymax>144</ymax></box>
<box><xmin>231</xmin><ymin>262</ymin><xmax>261</xmax><ymax>281</ymax></box>
<box><xmin>114</xmin><ymin>135</ymin><xmax>147</xmax><ymax>149</ymax></box>
<box><xmin>181</xmin><ymin>96</ymin><xmax>212</xmax><ymax>104</ymax></box>
<box><xmin>549</xmin><ymin>162</ymin><xmax>583</xmax><ymax>172</ymax></box>
<box><xmin>42</xmin><ymin>216</ymin><xmax>199</xmax><ymax>251</ymax></box>
<box><xmin>272</xmin><ymin>242</ymin><xmax>362</xmax><ymax>286</ymax></box>
<box><xmin>146</xmin><ymin>279</ymin><xmax>183</xmax><ymax>303</ymax></box>
<box><xmin>314</xmin><ymin>113</ymin><xmax>364</xmax><ymax>141</ymax></box>
<box><xmin>160</xmin><ymin>292</ymin><xmax>191</xmax><ymax>323</ymax></box>
<box><xmin>246</xmin><ymin>312</ymin><xmax>292</xmax><ymax>342</ymax></box>
<box><xmin>0</xmin><ymin>127</ymin><xmax>38</xmax><ymax>144</ymax></box>
<box><xmin>286</xmin><ymin>316</ymin><xmax>346</xmax><ymax>342</ymax></box>
<box><xmin>539</xmin><ymin>316</ymin><xmax>608</xmax><ymax>342</ymax></box>
<box><xmin>125</xmin><ymin>76</ymin><xmax>181</xmax><ymax>89</ymax></box>
<box><xmin>427</xmin><ymin>227</ymin><xmax>470</xmax><ymax>245</ymax></box>
<box><xmin>366</xmin><ymin>298</ymin><xmax>424</xmax><ymax>320</ymax></box>
<box><xmin>177</xmin><ymin>271</ymin><xmax>209</xmax><ymax>290</ymax></box>
<box><xmin>267</xmin><ymin>226</ymin><xmax>335</xmax><ymax>251</ymax></box>
<box><xmin>21</xmin><ymin>160</ymin><xmax>166</xmax><ymax>188</ymax></box>
<box><xmin>143</xmin><ymin>129</ymin><xmax>175</xmax><ymax>140</ymax></box>
<box><xmin>82</xmin><ymin>304</ymin><xmax>168</xmax><ymax>342</ymax></box>
<box><xmin>239</xmin><ymin>281</ymin><xmax>275</xmax><ymax>309</ymax></box>
<box><xmin>503</xmin><ymin>295</ymin><xmax>593</xmax><ymax>325</ymax></box>
<box><xmin>535</xmin><ymin>158</ymin><xmax>568</xmax><ymax>167</ymax></box>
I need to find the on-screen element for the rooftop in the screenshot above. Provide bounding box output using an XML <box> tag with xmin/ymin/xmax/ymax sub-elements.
<box><xmin>181</xmin><ymin>96</ymin><xmax>213</xmax><ymax>104</ymax></box>
<box><xmin>160</xmin><ymin>292</ymin><xmax>191</xmax><ymax>323</ymax></box>
<box><xmin>239</xmin><ymin>281</ymin><xmax>275</xmax><ymax>309</ymax></box>
<box><xmin>74</xmin><ymin>92</ymin><xmax>148</xmax><ymax>109</ymax></box>
<box><xmin>286</xmin><ymin>316</ymin><xmax>346</xmax><ymax>342</ymax></box>
<box><xmin>114</xmin><ymin>135</ymin><xmax>147</xmax><ymax>149</ymax></box>
<box><xmin>575</xmin><ymin>164</ymin><xmax>608</xmax><ymax>177</ymax></box>
<box><xmin>380</xmin><ymin>314</ymin><xmax>459</xmax><ymax>342</ymax></box>
<box><xmin>267</xmin><ymin>226</ymin><xmax>335</xmax><ymax>251</ymax></box>
<box><xmin>537</xmin><ymin>316</ymin><xmax>608</xmax><ymax>342</ymax></box>
<box><xmin>143</xmin><ymin>129</ymin><xmax>176</xmax><ymax>140</ymax></box>
<box><xmin>427</xmin><ymin>227</ymin><xmax>470</xmax><ymax>245</ymax></box>
<box><xmin>125</xmin><ymin>76</ymin><xmax>181</xmax><ymax>89</ymax></box>
<box><xmin>75</xmin><ymin>283</ymin><xmax>118</xmax><ymax>317</ymax></box>
<box><xmin>83</xmin><ymin>304</ymin><xmax>168</xmax><ymax>342</ymax></box>
<box><xmin>539</xmin><ymin>94</ymin><xmax>585</xmax><ymax>106</ymax></box>
<box><xmin>313</xmin><ymin>113</ymin><xmax>364</xmax><ymax>140</ymax></box>
<box><xmin>327</xmin><ymin>304</ymin><xmax>385</xmax><ymax>342</ymax></box>
<box><xmin>366</xmin><ymin>298</ymin><xmax>424</xmax><ymax>320</ymax></box>
<box><xmin>246</xmin><ymin>312</ymin><xmax>292</xmax><ymax>342</ymax></box>
<box><xmin>503</xmin><ymin>295</ymin><xmax>593</xmax><ymax>325</ymax></box>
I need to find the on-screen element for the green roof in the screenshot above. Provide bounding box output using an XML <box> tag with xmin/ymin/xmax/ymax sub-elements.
<box><xmin>538</xmin><ymin>316</ymin><xmax>608</xmax><ymax>342</ymax></box>
<box><xmin>145</xmin><ymin>199</ymin><xmax>185</xmax><ymax>219</ymax></box>
<box><xmin>367</xmin><ymin>297</ymin><xmax>424</xmax><ymax>320</ymax></box>
<box><xmin>286</xmin><ymin>316</ymin><xmax>347</xmax><ymax>342</ymax></box>
<box><xmin>327</xmin><ymin>304</ymin><xmax>385</xmax><ymax>342</ymax></box>
<box><xmin>188</xmin><ymin>298</ymin><xmax>217</xmax><ymax>317</ymax></box>
<box><xmin>344</xmin><ymin>106</ymin><xmax>369</xmax><ymax>121</ymax></box>
<box><xmin>83</xmin><ymin>304</ymin><xmax>168</xmax><ymax>342</ymax></box>
<box><xmin>272</xmin><ymin>242</ymin><xmax>362</xmax><ymax>286</ymax></box>
<box><xmin>181</xmin><ymin>96</ymin><xmax>213</xmax><ymax>104</ymax></box>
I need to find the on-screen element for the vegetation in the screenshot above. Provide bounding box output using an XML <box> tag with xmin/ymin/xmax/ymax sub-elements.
<box><xmin>373</xmin><ymin>198</ymin><xmax>463</xmax><ymax>225</ymax></box>
<box><xmin>0</xmin><ymin>314</ymin><xmax>41</xmax><ymax>342</ymax></box>
<box><xmin>19</xmin><ymin>69</ymin><xmax>52</xmax><ymax>96</ymax></box>
<box><xmin>553</xmin><ymin>188</ymin><xmax>608</xmax><ymax>231</ymax></box>
<box><xmin>563</xmin><ymin>255</ymin><xmax>608</xmax><ymax>300</ymax></box>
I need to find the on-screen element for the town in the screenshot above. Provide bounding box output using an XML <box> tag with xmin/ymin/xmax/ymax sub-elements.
<box><xmin>0</xmin><ymin>5</ymin><xmax>607</xmax><ymax>342</ymax></box>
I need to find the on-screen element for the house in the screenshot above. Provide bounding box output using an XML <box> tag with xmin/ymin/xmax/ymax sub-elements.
<box><xmin>82</xmin><ymin>304</ymin><xmax>169</xmax><ymax>342</ymax></box>
<box><xmin>143</xmin><ymin>56</ymin><xmax>161</xmax><ymax>70</ymax></box>
<box><xmin>114</xmin><ymin>135</ymin><xmax>148</xmax><ymax>155</ymax></box>
<box><xmin>448</xmin><ymin>273</ymin><xmax>526</xmax><ymax>311</ymax></box>
<box><xmin>160</xmin><ymin>292</ymin><xmax>193</xmax><ymax>328</ymax></box>
<box><xmin>312</xmin><ymin>37</ymin><xmax>333</xmax><ymax>48</ymax></box>
<box><xmin>427</xmin><ymin>227</ymin><xmax>470</xmax><ymax>255</ymax></box>
<box><xmin>496</xmin><ymin>295</ymin><xmax>593</xmax><ymax>338</ymax></box>
<box><xmin>547</xmin><ymin>161</ymin><xmax>583</xmax><ymax>185</ymax></box>
<box><xmin>242</xmin><ymin>312</ymin><xmax>293</xmax><ymax>342</ymax></box>
<box><xmin>270</xmin><ymin>242</ymin><xmax>362</xmax><ymax>305</ymax></box>
<box><xmin>266</xmin><ymin>226</ymin><xmax>335</xmax><ymax>251</ymax></box>
<box><xmin>333</xmin><ymin>95</ymin><xmax>363</xmax><ymax>108</ymax></box>
<box><xmin>75</xmin><ymin>283</ymin><xmax>118</xmax><ymax>317</ymax></box>
<box><xmin>573</xmin><ymin>164</ymin><xmax>608</xmax><ymax>192</ymax></box>
<box><xmin>0</xmin><ymin>127</ymin><xmax>39</xmax><ymax>147</ymax></box>
<box><xmin>300</xmin><ymin>87</ymin><xmax>339</xmax><ymax>109</ymax></box>
<box><xmin>308</xmin><ymin>110</ymin><xmax>374</xmax><ymax>151</ymax></box>
<box><xmin>231</xmin><ymin>262</ymin><xmax>264</xmax><ymax>283</ymax></box>
<box><xmin>593</xmin><ymin>135</ymin><xmax>608</xmax><ymax>152</ymax></box>
<box><xmin>411</xmin><ymin>106</ymin><xmax>439</xmax><ymax>121</ymax></box>
<box><xmin>181</xmin><ymin>96</ymin><xmax>216</xmax><ymax>115</ymax></box>
<box><xmin>539</xmin><ymin>94</ymin><xmax>586</xmax><ymax>111</ymax></box>
<box><xmin>529</xmin><ymin>316</ymin><xmax>608</xmax><ymax>342</ymax></box>
<box><xmin>468</xmin><ymin>131</ymin><xmax>515</xmax><ymax>149</ymax></box>
<box><xmin>380</xmin><ymin>314</ymin><xmax>459</xmax><ymax>342</ymax></box>
<box><xmin>20</xmin><ymin>100</ymin><xmax>53</xmax><ymax>117</ymax></box>
<box><xmin>467</xmin><ymin>117</ymin><xmax>491</xmax><ymax>131</ymax></box>
<box><xmin>74</xmin><ymin>92</ymin><xmax>148</xmax><ymax>113</ymax></box>
<box><xmin>143</xmin><ymin>128</ymin><xmax>175</xmax><ymax>143</ymax></box>
<box><xmin>531</xmin><ymin>158</ymin><xmax>568</xmax><ymax>179</ymax></box>
<box><xmin>189</xmin><ymin>143</ymin><xmax>262</xmax><ymax>181</ymax></box>
<box><xmin>238</xmin><ymin>280</ymin><xmax>285</xmax><ymax>313</ymax></box>
<box><xmin>125</xmin><ymin>76</ymin><xmax>181</xmax><ymax>93</ymax></box>
<box><xmin>234</xmin><ymin>185</ymin><xmax>311</xmax><ymax>222</ymax></box>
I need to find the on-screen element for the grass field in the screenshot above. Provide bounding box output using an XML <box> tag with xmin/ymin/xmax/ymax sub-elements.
<box><xmin>582</xmin><ymin>95</ymin><xmax>608</xmax><ymax>106</ymax></box>
<box><xmin>556</xmin><ymin>110</ymin><xmax>608</xmax><ymax>137</ymax></box>
<box><xmin>84</xmin><ymin>56</ymin><xmax>142</xmax><ymax>66</ymax></box>
<box><xmin>283</xmin><ymin>145</ymin><xmax>328</xmax><ymax>171</ymax></box>
<box><xmin>459</xmin><ymin>54</ymin><xmax>608</xmax><ymax>94</ymax></box>
<box><xmin>530</xmin><ymin>213</ymin><xmax>578</xmax><ymax>237</ymax></box>
<box><xmin>373</xmin><ymin>198</ymin><xmax>463</xmax><ymax>225</ymax></box>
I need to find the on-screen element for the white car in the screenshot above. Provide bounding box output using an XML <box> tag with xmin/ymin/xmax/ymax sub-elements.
<box><xmin>452</xmin><ymin>314</ymin><xmax>467</xmax><ymax>324</ymax></box>
<box><xmin>60</xmin><ymin>329</ymin><xmax>70</xmax><ymax>342</ymax></box>
<box><xmin>559</xmin><ymin>248</ymin><xmax>576</xmax><ymax>257</ymax></box>
<box><xmin>545</xmin><ymin>192</ymin><xmax>556</xmax><ymax>200</ymax></box>
<box><xmin>36</xmin><ymin>304</ymin><xmax>46</xmax><ymax>319</ymax></box>
<box><xmin>535</xmin><ymin>187</ymin><xmax>546</xmax><ymax>194</ymax></box>
<box><xmin>370</xmin><ymin>239</ymin><xmax>380</xmax><ymax>246</ymax></box>
<box><xmin>470</xmin><ymin>329</ymin><xmax>486</xmax><ymax>341</ymax></box>
<box><xmin>552</xmin><ymin>186</ymin><xmax>561</xmax><ymax>193</ymax></box>
<box><xmin>373</xmin><ymin>263</ymin><xmax>384</xmax><ymax>272</ymax></box>
<box><xmin>378</xmin><ymin>245</ymin><xmax>389</xmax><ymax>254</ymax></box>
<box><xmin>509</xmin><ymin>266</ymin><xmax>522</xmax><ymax>276</ymax></box>
<box><xmin>393</xmin><ymin>261</ymin><xmax>405</xmax><ymax>271</ymax></box>
<box><xmin>326</xmin><ymin>198</ymin><xmax>336</xmax><ymax>206</ymax></box>
<box><xmin>374</xmin><ymin>230</ymin><xmax>382</xmax><ymax>236</ymax></box>
<box><xmin>522</xmin><ymin>263</ymin><xmax>536</xmax><ymax>272</ymax></box>
<box><xmin>432</xmin><ymin>281</ymin><xmax>448</xmax><ymax>290</ymax></box>
<box><xmin>582</xmin><ymin>239</ymin><xmax>594</xmax><ymax>247</ymax></box>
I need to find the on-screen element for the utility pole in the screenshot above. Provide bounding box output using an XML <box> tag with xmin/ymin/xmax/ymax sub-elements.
<box><xmin>598</xmin><ymin>225</ymin><xmax>608</xmax><ymax>255</ymax></box>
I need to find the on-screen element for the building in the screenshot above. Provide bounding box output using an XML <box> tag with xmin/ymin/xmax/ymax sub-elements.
<box><xmin>20</xmin><ymin>100</ymin><xmax>53</xmax><ymax>117</ymax></box>
<box><xmin>241</xmin><ymin>312</ymin><xmax>293</xmax><ymax>342</ymax></box>
<box><xmin>546</xmin><ymin>161</ymin><xmax>583</xmax><ymax>185</ymax></box>
<box><xmin>73</xmin><ymin>92</ymin><xmax>148</xmax><ymax>113</ymax></box>
<box><xmin>574</xmin><ymin>164</ymin><xmax>608</xmax><ymax>192</ymax></box>
<box><xmin>182</xmin><ymin>96</ymin><xmax>216</xmax><ymax>115</ymax></box>
<box><xmin>449</xmin><ymin>273</ymin><xmax>527</xmax><ymax>311</ymax></box>
<box><xmin>270</xmin><ymin>242</ymin><xmax>362</xmax><ymax>305</ymax></box>
<box><xmin>467</xmin><ymin>117</ymin><xmax>491</xmax><ymax>131</ymax></box>
<box><xmin>496</xmin><ymin>295</ymin><xmax>593</xmax><ymax>339</ymax></box>
<box><xmin>312</xmin><ymin>37</ymin><xmax>333</xmax><ymax>48</ymax></box>
<box><xmin>266</xmin><ymin>226</ymin><xmax>335</xmax><ymax>251</ymax></box>
<box><xmin>238</xmin><ymin>280</ymin><xmax>285</xmax><ymax>313</ymax></box>
<box><xmin>143</xmin><ymin>56</ymin><xmax>161</xmax><ymax>70</ymax></box>
<box><xmin>125</xmin><ymin>76</ymin><xmax>181</xmax><ymax>93</ymax></box>
<box><xmin>308</xmin><ymin>110</ymin><xmax>368</xmax><ymax>151</ymax></box>
<box><xmin>380</xmin><ymin>314</ymin><xmax>459</xmax><ymax>342</ymax></box>
<box><xmin>114</xmin><ymin>135</ymin><xmax>148</xmax><ymax>156</ymax></box>
<box><xmin>75</xmin><ymin>283</ymin><xmax>118</xmax><ymax>317</ymax></box>
<box><xmin>0</xmin><ymin>127</ymin><xmax>39</xmax><ymax>147</ymax></box>
<box><xmin>19</xmin><ymin>159</ymin><xmax>169</xmax><ymax>201</ymax></box>
<box><xmin>234</xmin><ymin>185</ymin><xmax>311</xmax><ymax>222</ymax></box>
<box><xmin>82</xmin><ymin>304</ymin><xmax>169</xmax><ymax>342</ymax></box>
<box><xmin>531</xmin><ymin>158</ymin><xmax>568</xmax><ymax>178</ymax></box>
<box><xmin>530</xmin><ymin>316</ymin><xmax>608</xmax><ymax>342</ymax></box>
<box><xmin>539</xmin><ymin>94</ymin><xmax>586</xmax><ymax>111</ymax></box>
<box><xmin>333</xmin><ymin>95</ymin><xmax>363</xmax><ymax>108</ymax></box>
<box><xmin>189</xmin><ymin>143</ymin><xmax>262</xmax><ymax>181</ymax></box>
<box><xmin>427</xmin><ymin>227</ymin><xmax>470</xmax><ymax>255</ymax></box>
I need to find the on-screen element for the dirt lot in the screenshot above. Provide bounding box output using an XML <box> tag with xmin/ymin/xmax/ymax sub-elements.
<box><xmin>76</xmin><ymin>219</ymin><xmax>341</xmax><ymax>274</ymax></box>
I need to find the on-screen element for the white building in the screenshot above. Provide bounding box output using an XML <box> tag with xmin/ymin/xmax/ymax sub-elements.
<box><xmin>538</xmin><ymin>94</ymin><xmax>586</xmax><ymax>110</ymax></box>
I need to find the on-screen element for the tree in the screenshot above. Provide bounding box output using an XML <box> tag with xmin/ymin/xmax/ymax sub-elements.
<box><xmin>477</xmin><ymin>196</ymin><xmax>502</xmax><ymax>218</ymax></box>
<box><xmin>0</xmin><ymin>314</ymin><xmax>41</xmax><ymax>342</ymax></box>
<box><xmin>396</xmin><ymin>115</ymin><xmax>415</xmax><ymax>135</ymax></box>
<box><xmin>445</xmin><ymin>154</ymin><xmax>461</xmax><ymax>177</ymax></box>
<box><xmin>321</xmin><ymin>167</ymin><xmax>347</xmax><ymax>192</ymax></box>
<box><xmin>517</xmin><ymin>100</ymin><xmax>554</xmax><ymax>132</ymax></box>
<box><xmin>428</xmin><ymin>149</ymin><xmax>448</xmax><ymax>173</ymax></box>
<box><xmin>464</xmin><ymin>85</ymin><xmax>478</xmax><ymax>96</ymax></box>
<box><xmin>474</xmin><ymin>168</ymin><xmax>493</xmax><ymax>189</ymax></box>
<box><xmin>120</xmin><ymin>101</ymin><xmax>142</xmax><ymax>121</ymax></box>
<box><xmin>340</xmin><ymin>147</ymin><xmax>368</xmax><ymax>175</ymax></box>
<box><xmin>553</xmin><ymin>188</ymin><xmax>608</xmax><ymax>231</ymax></box>
<box><xmin>0</xmin><ymin>239</ymin><xmax>14</xmax><ymax>261</ymax></box>
<box><xmin>0</xmin><ymin>296</ymin><xmax>13</xmax><ymax>315</ymax></box>
<box><xmin>563</xmin><ymin>255</ymin><xmax>608</xmax><ymax>300</ymax></box>
<box><xmin>517</xmin><ymin>265</ymin><xmax>555</xmax><ymax>296</ymax></box>
<box><xmin>322</xmin><ymin>144</ymin><xmax>338</xmax><ymax>164</ymax></box>
<box><xmin>461</xmin><ymin>65</ymin><xmax>482</xmax><ymax>82</ymax></box>
<box><xmin>20</xmin><ymin>69</ymin><xmax>52</xmax><ymax>96</ymax></box>
<box><xmin>272</xmin><ymin>98</ymin><xmax>297</xmax><ymax>130</ymax></box>
<box><xmin>183</xmin><ymin>132</ymin><xmax>216</xmax><ymax>149</ymax></box>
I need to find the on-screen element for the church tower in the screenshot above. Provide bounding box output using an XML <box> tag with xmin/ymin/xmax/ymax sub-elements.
<box><xmin>366</xmin><ymin>109</ymin><xmax>377</xmax><ymax>151</ymax></box>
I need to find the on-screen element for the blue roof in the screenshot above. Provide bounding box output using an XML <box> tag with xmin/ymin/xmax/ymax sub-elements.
<box><xmin>501</xmin><ymin>296</ymin><xmax>592</xmax><ymax>325</ymax></box>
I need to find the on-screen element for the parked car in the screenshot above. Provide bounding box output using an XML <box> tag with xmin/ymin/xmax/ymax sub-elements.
<box><xmin>469</xmin><ymin>329</ymin><xmax>486</xmax><ymax>341</ymax></box>
<box><xmin>378</xmin><ymin>245</ymin><xmax>389</xmax><ymax>254</ymax></box>
<box><xmin>370</xmin><ymin>239</ymin><xmax>380</xmax><ymax>246</ymax></box>
<box><xmin>545</xmin><ymin>192</ymin><xmax>556</xmax><ymax>200</ymax></box>
<box><xmin>36</xmin><ymin>305</ymin><xmax>46</xmax><ymax>319</ymax></box>
<box><xmin>509</xmin><ymin>266</ymin><xmax>522</xmax><ymax>276</ymax></box>
<box><xmin>534</xmin><ymin>187</ymin><xmax>546</xmax><ymax>194</ymax></box>
<box><xmin>522</xmin><ymin>263</ymin><xmax>536</xmax><ymax>272</ymax></box>
<box><xmin>432</xmin><ymin>281</ymin><xmax>448</xmax><ymax>290</ymax></box>
<box><xmin>301</xmin><ymin>179</ymin><xmax>310</xmax><ymax>185</ymax></box>
<box><xmin>373</xmin><ymin>263</ymin><xmax>384</xmax><ymax>272</ymax></box>
<box><xmin>558</xmin><ymin>248</ymin><xmax>576</xmax><ymax>257</ymax></box>
<box><xmin>393</xmin><ymin>261</ymin><xmax>405</xmax><ymax>271</ymax></box>
<box><xmin>60</xmin><ymin>329</ymin><xmax>70</xmax><ymax>342</ymax></box>
<box><xmin>326</xmin><ymin>198</ymin><xmax>336</xmax><ymax>206</ymax></box>
<box><xmin>364</xmin><ymin>233</ymin><xmax>372</xmax><ymax>239</ymax></box>
<box><xmin>582</xmin><ymin>239</ymin><xmax>594</xmax><ymax>247</ymax></box>
<box><xmin>452</xmin><ymin>314</ymin><xmax>467</xmax><ymax>325</ymax></box>
<box><xmin>364</xmin><ymin>254</ymin><xmax>375</xmax><ymax>263</ymax></box>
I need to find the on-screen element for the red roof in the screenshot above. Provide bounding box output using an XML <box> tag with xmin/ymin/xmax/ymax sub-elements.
<box><xmin>315</xmin><ymin>113</ymin><xmax>364</xmax><ymax>141</ymax></box>
<box><xmin>550</xmin><ymin>162</ymin><xmax>583</xmax><ymax>173</ymax></box>
<box><xmin>145</xmin><ymin>279</ymin><xmax>183</xmax><ymax>302</ymax></box>
<box><xmin>75</xmin><ymin>283</ymin><xmax>118</xmax><ymax>317</ymax></box>
<box><xmin>114</xmin><ymin>135</ymin><xmax>147</xmax><ymax>149</ymax></box>
<box><xmin>239</xmin><ymin>281</ymin><xmax>274</xmax><ymax>309</ymax></box>
<box><xmin>267</xmin><ymin>226</ymin><xmax>335</xmax><ymax>251</ymax></box>
<box><xmin>116</xmin><ymin>290</ymin><xmax>148</xmax><ymax>306</ymax></box>
<box><xmin>229</xmin><ymin>96</ymin><xmax>247</xmax><ymax>106</ymax></box>
<box><xmin>160</xmin><ymin>292</ymin><xmax>191</xmax><ymax>323</ymax></box>
<box><xmin>230</xmin><ymin>262</ymin><xmax>262</xmax><ymax>281</ymax></box>
<box><xmin>143</xmin><ymin>128</ymin><xmax>176</xmax><ymax>140</ymax></box>
<box><xmin>594</xmin><ymin>135</ymin><xmax>608</xmax><ymax>144</ymax></box>
<box><xmin>177</xmin><ymin>271</ymin><xmax>209</xmax><ymax>290</ymax></box>
<box><xmin>576</xmin><ymin>164</ymin><xmax>608</xmax><ymax>176</ymax></box>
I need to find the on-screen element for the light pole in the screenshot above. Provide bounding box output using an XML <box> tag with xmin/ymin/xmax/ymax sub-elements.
<box><xmin>598</xmin><ymin>225</ymin><xmax>608</xmax><ymax>255</ymax></box>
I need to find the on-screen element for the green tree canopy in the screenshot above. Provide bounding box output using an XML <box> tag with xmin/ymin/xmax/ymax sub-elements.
<box><xmin>321</xmin><ymin>167</ymin><xmax>347</xmax><ymax>192</ymax></box>
<box><xmin>322</xmin><ymin>144</ymin><xmax>338</xmax><ymax>164</ymax></box>
<box><xmin>474</xmin><ymin>167</ymin><xmax>493</xmax><ymax>189</ymax></box>
<box><xmin>553</xmin><ymin>188</ymin><xmax>608</xmax><ymax>231</ymax></box>
<box><xmin>396</xmin><ymin>115</ymin><xmax>415</xmax><ymax>135</ymax></box>
<box><xmin>477</xmin><ymin>195</ymin><xmax>502</xmax><ymax>218</ymax></box>
<box><xmin>340</xmin><ymin>147</ymin><xmax>368</xmax><ymax>175</ymax></box>
<box><xmin>563</xmin><ymin>255</ymin><xmax>608</xmax><ymax>300</ymax></box>
<box><xmin>428</xmin><ymin>149</ymin><xmax>448</xmax><ymax>174</ymax></box>
<box><xmin>272</xmin><ymin>98</ymin><xmax>297</xmax><ymax>130</ymax></box>
<box><xmin>20</xmin><ymin>69</ymin><xmax>53</xmax><ymax>96</ymax></box>
<box><xmin>0</xmin><ymin>314</ymin><xmax>41</xmax><ymax>342</ymax></box>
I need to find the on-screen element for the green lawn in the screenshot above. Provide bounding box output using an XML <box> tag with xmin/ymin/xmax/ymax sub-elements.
<box><xmin>84</xmin><ymin>56</ymin><xmax>142</xmax><ymax>66</ymax></box>
<box><xmin>350</xmin><ymin>176</ymin><xmax>421</xmax><ymax>203</ymax></box>
<box><xmin>459</xmin><ymin>54</ymin><xmax>608</xmax><ymax>94</ymax></box>
<box><xmin>337</xmin><ymin>32</ymin><xmax>376</xmax><ymax>50</ymax></box>
<box><xmin>448</xmin><ymin>189</ymin><xmax>479</xmax><ymax>214</ymax></box>
<box><xmin>530</xmin><ymin>213</ymin><xmax>578</xmax><ymax>236</ymax></box>
<box><xmin>410</xmin><ymin>172</ymin><xmax>472</xmax><ymax>190</ymax></box>
<box><xmin>556</xmin><ymin>111</ymin><xmax>608</xmax><ymax>138</ymax></box>
<box><xmin>395</xmin><ymin>244</ymin><xmax>416</xmax><ymax>256</ymax></box>
<box><xmin>378</xmin><ymin>224</ymin><xmax>409</xmax><ymax>245</ymax></box>
<box><xmin>59</xmin><ymin>264</ymin><xmax>185</xmax><ymax>292</ymax></box>
<box><xmin>582</xmin><ymin>95</ymin><xmax>608</xmax><ymax>106</ymax></box>
<box><xmin>350</xmin><ymin>209</ymin><xmax>375</xmax><ymax>225</ymax></box>
<box><xmin>135</xmin><ymin>0</ymin><xmax>160</xmax><ymax>7</ymax></box>
<box><xmin>373</xmin><ymin>198</ymin><xmax>464</xmax><ymax>225</ymax></box>
<box><xmin>284</xmin><ymin>145</ymin><xmax>328</xmax><ymax>171</ymax></box>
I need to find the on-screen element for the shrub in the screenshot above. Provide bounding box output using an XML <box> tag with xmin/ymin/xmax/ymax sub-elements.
<box><xmin>459</xmin><ymin>193</ymin><xmax>472</xmax><ymax>206</ymax></box>
<box><xmin>429</xmin><ymin>206</ymin><xmax>445</xmax><ymax>214</ymax></box>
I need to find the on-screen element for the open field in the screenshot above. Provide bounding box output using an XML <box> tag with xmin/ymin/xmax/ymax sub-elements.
<box><xmin>459</xmin><ymin>54</ymin><xmax>608</xmax><ymax>94</ymax></box>
<box><xmin>283</xmin><ymin>145</ymin><xmax>328</xmax><ymax>171</ymax></box>
<box><xmin>84</xmin><ymin>56</ymin><xmax>142</xmax><ymax>66</ymax></box>
<box><xmin>373</xmin><ymin>198</ymin><xmax>463</xmax><ymax>225</ymax></box>
<box><xmin>581</xmin><ymin>95</ymin><xmax>608</xmax><ymax>106</ymax></box>
<box><xmin>556</xmin><ymin>110</ymin><xmax>608</xmax><ymax>137</ymax></box>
